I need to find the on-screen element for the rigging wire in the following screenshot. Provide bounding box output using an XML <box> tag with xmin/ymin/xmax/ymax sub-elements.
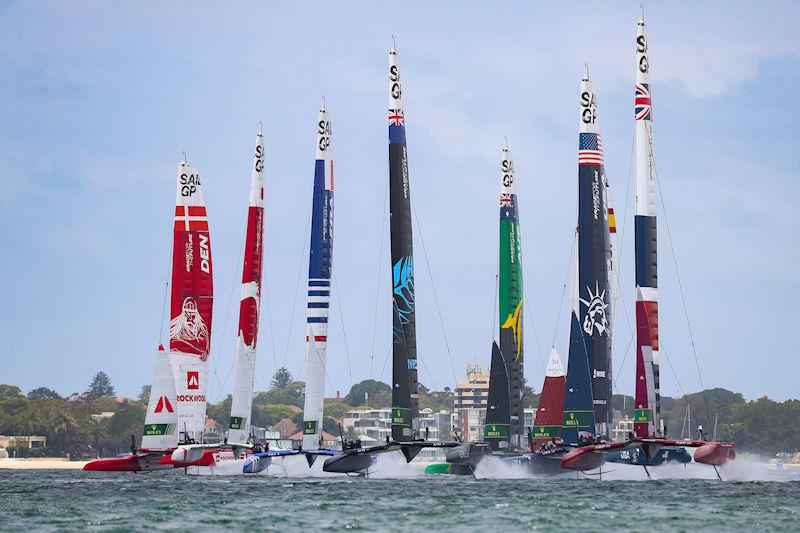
<box><xmin>157</xmin><ymin>252</ymin><xmax>171</xmax><ymax>345</ymax></box>
<box><xmin>281</xmin><ymin>187</ymin><xmax>314</xmax><ymax>370</ymax></box>
<box><xmin>410</xmin><ymin>195</ymin><xmax>459</xmax><ymax>385</ymax></box>
<box><xmin>653</xmin><ymin>158</ymin><xmax>713</xmax><ymax>423</ymax></box>
<box><xmin>378</xmin><ymin>342</ymin><xmax>392</xmax><ymax>383</ymax></box>
<box><xmin>209</xmin><ymin>228</ymin><xmax>246</xmax><ymax>404</ymax></box>
<box><xmin>550</xmin><ymin>229</ymin><xmax>577</xmax><ymax>348</ymax></box>
<box><xmin>332</xmin><ymin>266</ymin><xmax>355</xmax><ymax>391</ymax></box>
<box><xmin>369</xmin><ymin>177</ymin><xmax>390</xmax><ymax>379</ymax></box>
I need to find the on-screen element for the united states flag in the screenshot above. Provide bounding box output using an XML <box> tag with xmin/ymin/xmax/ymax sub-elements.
<box><xmin>635</xmin><ymin>83</ymin><xmax>652</xmax><ymax>121</ymax></box>
<box><xmin>578</xmin><ymin>133</ymin><xmax>604</xmax><ymax>166</ymax></box>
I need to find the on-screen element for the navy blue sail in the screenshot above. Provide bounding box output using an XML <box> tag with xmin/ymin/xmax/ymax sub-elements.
<box><xmin>561</xmin><ymin>312</ymin><xmax>596</xmax><ymax>447</ymax></box>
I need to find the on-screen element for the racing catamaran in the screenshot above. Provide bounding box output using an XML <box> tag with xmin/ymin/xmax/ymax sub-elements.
<box><xmin>323</xmin><ymin>40</ymin><xmax>456</xmax><ymax>475</ymax></box>
<box><xmin>85</xmin><ymin>160</ymin><xmax>213</xmax><ymax>472</ymax></box>
<box><xmin>243</xmin><ymin>104</ymin><xmax>337</xmax><ymax>474</ymax></box>
<box><xmin>601</xmin><ymin>11</ymin><xmax>735</xmax><ymax>473</ymax></box>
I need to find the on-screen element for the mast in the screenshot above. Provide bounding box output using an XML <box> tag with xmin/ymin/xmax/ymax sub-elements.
<box><xmin>141</xmin><ymin>345</ymin><xmax>179</xmax><ymax>450</ymax></box>
<box><xmin>302</xmin><ymin>102</ymin><xmax>334</xmax><ymax>451</ymax></box>
<box><xmin>483</xmin><ymin>342</ymin><xmax>511</xmax><ymax>451</ymax></box>
<box><xmin>633</xmin><ymin>11</ymin><xmax>660</xmax><ymax>438</ymax></box>
<box><xmin>169</xmin><ymin>160</ymin><xmax>213</xmax><ymax>443</ymax></box>
<box><xmin>388</xmin><ymin>41</ymin><xmax>419</xmax><ymax>442</ymax></box>
<box><xmin>531</xmin><ymin>348</ymin><xmax>566</xmax><ymax>449</ymax></box>
<box><xmin>498</xmin><ymin>143</ymin><xmax>525</xmax><ymax>448</ymax></box>
<box><xmin>228</xmin><ymin>131</ymin><xmax>266</xmax><ymax>445</ymax></box>
<box><xmin>577</xmin><ymin>66</ymin><xmax>613</xmax><ymax>436</ymax></box>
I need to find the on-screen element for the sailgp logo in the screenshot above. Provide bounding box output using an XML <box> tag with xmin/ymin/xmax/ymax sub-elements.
<box><xmin>580</xmin><ymin>282</ymin><xmax>609</xmax><ymax>336</ymax></box>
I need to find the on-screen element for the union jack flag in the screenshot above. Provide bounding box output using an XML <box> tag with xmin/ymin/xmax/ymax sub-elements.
<box><xmin>500</xmin><ymin>194</ymin><xmax>513</xmax><ymax>207</ymax></box>
<box><xmin>389</xmin><ymin>109</ymin><xmax>405</xmax><ymax>126</ymax></box>
<box><xmin>578</xmin><ymin>133</ymin><xmax>604</xmax><ymax>166</ymax></box>
<box><xmin>635</xmin><ymin>83</ymin><xmax>652</xmax><ymax>121</ymax></box>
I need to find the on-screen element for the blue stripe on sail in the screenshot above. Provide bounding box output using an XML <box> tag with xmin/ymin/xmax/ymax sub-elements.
<box><xmin>307</xmin><ymin>317</ymin><xmax>328</xmax><ymax>323</ymax></box>
<box><xmin>308</xmin><ymin>280</ymin><xmax>331</xmax><ymax>287</ymax></box>
<box><xmin>389</xmin><ymin>124</ymin><xmax>406</xmax><ymax>144</ymax></box>
<box><xmin>308</xmin><ymin>302</ymin><xmax>329</xmax><ymax>308</ymax></box>
<box><xmin>308</xmin><ymin>290</ymin><xmax>330</xmax><ymax>297</ymax></box>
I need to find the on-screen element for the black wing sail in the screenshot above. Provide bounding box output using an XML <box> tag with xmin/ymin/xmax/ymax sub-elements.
<box><xmin>388</xmin><ymin>44</ymin><xmax>419</xmax><ymax>442</ymax></box>
<box><xmin>483</xmin><ymin>341</ymin><xmax>511</xmax><ymax>452</ymax></box>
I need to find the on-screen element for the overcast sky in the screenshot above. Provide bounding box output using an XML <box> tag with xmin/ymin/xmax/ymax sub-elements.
<box><xmin>1</xmin><ymin>1</ymin><xmax>798</xmax><ymax>403</ymax></box>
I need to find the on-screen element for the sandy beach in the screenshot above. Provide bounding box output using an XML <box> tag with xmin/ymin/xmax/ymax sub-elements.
<box><xmin>0</xmin><ymin>458</ymin><xmax>89</xmax><ymax>470</ymax></box>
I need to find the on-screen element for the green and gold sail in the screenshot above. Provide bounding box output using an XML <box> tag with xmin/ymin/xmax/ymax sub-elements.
<box><xmin>498</xmin><ymin>144</ymin><xmax>524</xmax><ymax>447</ymax></box>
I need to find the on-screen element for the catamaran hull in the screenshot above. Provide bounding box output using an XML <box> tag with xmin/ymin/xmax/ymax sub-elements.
<box><xmin>605</xmin><ymin>446</ymin><xmax>691</xmax><ymax>466</ymax></box>
<box><xmin>322</xmin><ymin>452</ymin><xmax>377</xmax><ymax>474</ymax></box>
<box><xmin>693</xmin><ymin>442</ymin><xmax>736</xmax><ymax>465</ymax></box>
<box><xmin>83</xmin><ymin>452</ymin><xmax>174</xmax><ymax>472</ymax></box>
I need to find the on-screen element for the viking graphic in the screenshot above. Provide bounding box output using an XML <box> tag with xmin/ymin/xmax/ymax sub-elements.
<box><xmin>169</xmin><ymin>297</ymin><xmax>210</xmax><ymax>360</ymax></box>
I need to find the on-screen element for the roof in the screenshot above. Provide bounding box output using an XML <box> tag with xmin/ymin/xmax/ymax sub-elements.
<box><xmin>288</xmin><ymin>430</ymin><xmax>339</xmax><ymax>442</ymax></box>
<box><xmin>270</xmin><ymin>418</ymin><xmax>298</xmax><ymax>438</ymax></box>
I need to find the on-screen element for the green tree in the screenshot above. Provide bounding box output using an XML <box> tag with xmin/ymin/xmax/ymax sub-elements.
<box><xmin>206</xmin><ymin>395</ymin><xmax>232</xmax><ymax>426</ymax></box>
<box><xmin>27</xmin><ymin>387</ymin><xmax>62</xmax><ymax>400</ymax></box>
<box><xmin>345</xmin><ymin>379</ymin><xmax>391</xmax><ymax>407</ymax></box>
<box><xmin>255</xmin><ymin>382</ymin><xmax>305</xmax><ymax>408</ymax></box>
<box><xmin>251</xmin><ymin>404</ymin><xmax>297</xmax><ymax>428</ymax></box>
<box><xmin>0</xmin><ymin>384</ymin><xmax>24</xmax><ymax>400</ymax></box>
<box><xmin>138</xmin><ymin>385</ymin><xmax>151</xmax><ymax>404</ymax></box>
<box><xmin>271</xmin><ymin>367</ymin><xmax>293</xmax><ymax>389</ymax></box>
<box><xmin>85</xmin><ymin>372</ymin><xmax>115</xmax><ymax>401</ymax></box>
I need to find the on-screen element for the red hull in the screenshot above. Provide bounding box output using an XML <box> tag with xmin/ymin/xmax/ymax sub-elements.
<box><xmin>560</xmin><ymin>447</ymin><xmax>605</xmax><ymax>471</ymax></box>
<box><xmin>83</xmin><ymin>451</ymin><xmax>174</xmax><ymax>472</ymax></box>
<box><xmin>693</xmin><ymin>442</ymin><xmax>736</xmax><ymax>465</ymax></box>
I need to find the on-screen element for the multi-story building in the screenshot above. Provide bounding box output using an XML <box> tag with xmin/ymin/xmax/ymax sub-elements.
<box><xmin>453</xmin><ymin>364</ymin><xmax>489</xmax><ymax>441</ymax></box>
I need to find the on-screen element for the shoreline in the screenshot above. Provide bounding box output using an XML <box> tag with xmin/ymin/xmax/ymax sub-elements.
<box><xmin>0</xmin><ymin>458</ymin><xmax>89</xmax><ymax>470</ymax></box>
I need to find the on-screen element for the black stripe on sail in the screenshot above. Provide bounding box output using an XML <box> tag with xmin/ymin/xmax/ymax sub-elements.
<box><xmin>389</xmin><ymin>141</ymin><xmax>418</xmax><ymax>442</ymax></box>
<box><xmin>634</xmin><ymin>215</ymin><xmax>657</xmax><ymax>289</ymax></box>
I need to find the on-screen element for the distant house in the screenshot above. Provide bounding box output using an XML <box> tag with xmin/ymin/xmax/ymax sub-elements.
<box><xmin>270</xmin><ymin>418</ymin><xmax>297</xmax><ymax>439</ymax></box>
<box><xmin>288</xmin><ymin>430</ymin><xmax>341</xmax><ymax>450</ymax></box>
<box><xmin>90</xmin><ymin>411</ymin><xmax>115</xmax><ymax>421</ymax></box>
<box><xmin>0</xmin><ymin>435</ymin><xmax>46</xmax><ymax>449</ymax></box>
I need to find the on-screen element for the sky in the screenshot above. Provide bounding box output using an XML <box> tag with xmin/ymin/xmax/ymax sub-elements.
<box><xmin>1</xmin><ymin>1</ymin><xmax>798</xmax><ymax>403</ymax></box>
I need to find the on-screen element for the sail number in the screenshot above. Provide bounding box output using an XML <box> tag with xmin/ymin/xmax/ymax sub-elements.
<box><xmin>318</xmin><ymin>119</ymin><xmax>331</xmax><ymax>152</ymax></box>
<box><xmin>581</xmin><ymin>91</ymin><xmax>596</xmax><ymax>125</ymax></box>
<box><xmin>389</xmin><ymin>65</ymin><xmax>402</xmax><ymax>100</ymax></box>
<box><xmin>180</xmin><ymin>172</ymin><xmax>201</xmax><ymax>197</ymax></box>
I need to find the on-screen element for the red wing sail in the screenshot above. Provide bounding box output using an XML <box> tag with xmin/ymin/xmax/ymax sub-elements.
<box><xmin>170</xmin><ymin>162</ymin><xmax>213</xmax><ymax>441</ymax></box>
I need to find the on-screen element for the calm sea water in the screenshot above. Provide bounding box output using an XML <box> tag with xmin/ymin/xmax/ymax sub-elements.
<box><xmin>2</xmin><ymin>460</ymin><xmax>798</xmax><ymax>532</ymax></box>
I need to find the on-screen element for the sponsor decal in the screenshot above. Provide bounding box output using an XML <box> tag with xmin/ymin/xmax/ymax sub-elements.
<box><xmin>581</xmin><ymin>90</ymin><xmax>597</xmax><ymax>125</ymax></box>
<box><xmin>187</xmin><ymin>371</ymin><xmax>199</xmax><ymax>390</ymax></box>
<box><xmin>389</xmin><ymin>64</ymin><xmax>401</xmax><ymax>100</ymax></box>
<box><xmin>501</xmin><ymin>158</ymin><xmax>514</xmax><ymax>188</ymax></box>
<box><xmin>562</xmin><ymin>410</ymin><xmax>593</xmax><ymax>429</ymax></box>
<box><xmin>303</xmin><ymin>420</ymin><xmax>318</xmax><ymax>435</ymax></box>
<box><xmin>634</xmin><ymin>408</ymin><xmax>653</xmax><ymax>423</ymax></box>
<box><xmin>229</xmin><ymin>416</ymin><xmax>244</xmax><ymax>430</ymax></box>
<box><xmin>143</xmin><ymin>423</ymin><xmax>174</xmax><ymax>436</ymax></box>
<box><xmin>580</xmin><ymin>282</ymin><xmax>609</xmax><ymax>336</ymax></box>
<box><xmin>154</xmin><ymin>396</ymin><xmax>174</xmax><ymax>413</ymax></box>
<box><xmin>170</xmin><ymin>298</ymin><xmax>210</xmax><ymax>359</ymax></box>
<box><xmin>392</xmin><ymin>407</ymin><xmax>411</xmax><ymax>427</ymax></box>
<box><xmin>483</xmin><ymin>423</ymin><xmax>510</xmax><ymax>439</ymax></box>
<box><xmin>254</xmin><ymin>144</ymin><xmax>264</xmax><ymax>173</ymax></box>
<box><xmin>176</xmin><ymin>394</ymin><xmax>206</xmax><ymax>402</ymax></box>
<box><xmin>533</xmin><ymin>425</ymin><xmax>560</xmax><ymax>439</ymax></box>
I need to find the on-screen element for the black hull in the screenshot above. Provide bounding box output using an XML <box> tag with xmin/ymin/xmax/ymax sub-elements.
<box><xmin>322</xmin><ymin>451</ymin><xmax>376</xmax><ymax>474</ymax></box>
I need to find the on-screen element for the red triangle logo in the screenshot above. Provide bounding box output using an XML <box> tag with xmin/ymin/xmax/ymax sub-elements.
<box><xmin>154</xmin><ymin>396</ymin><xmax>174</xmax><ymax>413</ymax></box>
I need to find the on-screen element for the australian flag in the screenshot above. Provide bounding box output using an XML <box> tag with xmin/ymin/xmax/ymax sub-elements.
<box><xmin>500</xmin><ymin>194</ymin><xmax>517</xmax><ymax>220</ymax></box>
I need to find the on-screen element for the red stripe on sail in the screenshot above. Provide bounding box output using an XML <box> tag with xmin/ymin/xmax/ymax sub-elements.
<box><xmin>305</xmin><ymin>336</ymin><xmax>328</xmax><ymax>342</ymax></box>
<box><xmin>238</xmin><ymin>206</ymin><xmax>264</xmax><ymax>348</ymax></box>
